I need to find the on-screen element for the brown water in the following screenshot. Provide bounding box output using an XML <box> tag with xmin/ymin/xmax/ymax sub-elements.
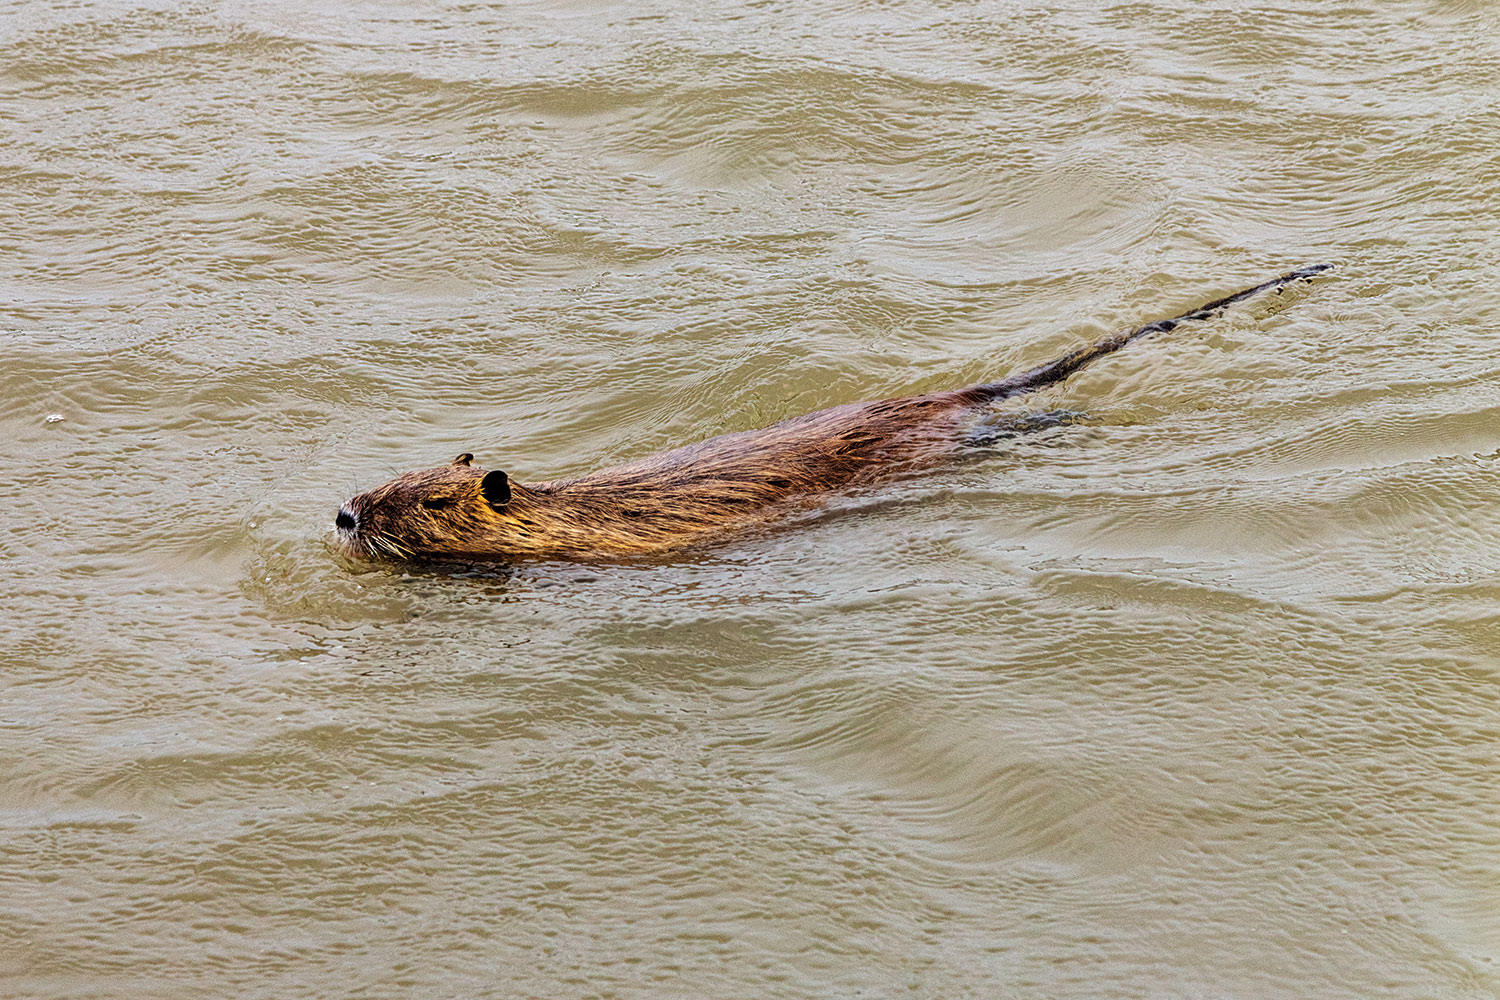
<box><xmin>4</xmin><ymin>1</ymin><xmax>1500</xmax><ymax>997</ymax></box>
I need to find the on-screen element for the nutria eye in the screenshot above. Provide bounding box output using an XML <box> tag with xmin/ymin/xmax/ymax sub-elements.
<box><xmin>421</xmin><ymin>497</ymin><xmax>455</xmax><ymax>510</ymax></box>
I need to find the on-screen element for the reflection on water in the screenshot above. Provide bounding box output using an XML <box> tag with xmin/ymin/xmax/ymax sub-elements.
<box><xmin>3</xmin><ymin>0</ymin><xmax>1499</xmax><ymax>996</ymax></box>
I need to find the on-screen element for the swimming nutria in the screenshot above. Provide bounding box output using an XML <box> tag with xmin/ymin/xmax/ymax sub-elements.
<box><xmin>335</xmin><ymin>265</ymin><xmax>1329</xmax><ymax>563</ymax></box>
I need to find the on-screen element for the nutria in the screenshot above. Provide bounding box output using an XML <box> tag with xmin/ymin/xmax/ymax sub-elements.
<box><xmin>335</xmin><ymin>265</ymin><xmax>1330</xmax><ymax>563</ymax></box>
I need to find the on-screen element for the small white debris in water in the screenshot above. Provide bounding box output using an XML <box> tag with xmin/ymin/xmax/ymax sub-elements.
<box><xmin>45</xmin><ymin>414</ymin><xmax>64</xmax><ymax>424</ymax></box>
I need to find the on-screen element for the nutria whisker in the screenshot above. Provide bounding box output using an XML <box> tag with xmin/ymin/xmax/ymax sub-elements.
<box><xmin>333</xmin><ymin>266</ymin><xmax>1332</xmax><ymax>564</ymax></box>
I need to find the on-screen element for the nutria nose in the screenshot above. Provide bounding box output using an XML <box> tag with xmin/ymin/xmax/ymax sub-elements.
<box><xmin>335</xmin><ymin>508</ymin><xmax>357</xmax><ymax>532</ymax></box>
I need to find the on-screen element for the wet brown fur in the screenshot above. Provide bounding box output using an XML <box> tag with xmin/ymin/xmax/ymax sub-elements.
<box><xmin>337</xmin><ymin>266</ymin><xmax>1330</xmax><ymax>564</ymax></box>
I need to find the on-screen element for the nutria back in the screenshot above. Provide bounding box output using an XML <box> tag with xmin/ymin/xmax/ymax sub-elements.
<box><xmin>335</xmin><ymin>266</ymin><xmax>1330</xmax><ymax>564</ymax></box>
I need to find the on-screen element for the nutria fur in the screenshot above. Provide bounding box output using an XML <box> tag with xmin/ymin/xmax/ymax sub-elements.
<box><xmin>336</xmin><ymin>265</ymin><xmax>1329</xmax><ymax>563</ymax></box>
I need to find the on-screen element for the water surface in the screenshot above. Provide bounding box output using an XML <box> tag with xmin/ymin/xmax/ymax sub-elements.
<box><xmin>3</xmin><ymin>1</ymin><xmax>1500</xmax><ymax>997</ymax></box>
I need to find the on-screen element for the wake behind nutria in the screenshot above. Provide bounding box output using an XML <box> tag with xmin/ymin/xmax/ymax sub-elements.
<box><xmin>335</xmin><ymin>265</ymin><xmax>1330</xmax><ymax>563</ymax></box>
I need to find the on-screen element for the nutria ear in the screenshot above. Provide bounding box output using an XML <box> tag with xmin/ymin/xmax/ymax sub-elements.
<box><xmin>451</xmin><ymin>453</ymin><xmax>474</xmax><ymax>467</ymax></box>
<box><xmin>480</xmin><ymin>469</ymin><xmax>511</xmax><ymax>508</ymax></box>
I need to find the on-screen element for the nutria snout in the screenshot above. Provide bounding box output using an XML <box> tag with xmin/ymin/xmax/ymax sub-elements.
<box><xmin>336</xmin><ymin>266</ymin><xmax>1331</xmax><ymax>564</ymax></box>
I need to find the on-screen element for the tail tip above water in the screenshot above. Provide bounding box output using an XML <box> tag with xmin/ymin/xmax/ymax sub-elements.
<box><xmin>1288</xmin><ymin>262</ymin><xmax>1336</xmax><ymax>281</ymax></box>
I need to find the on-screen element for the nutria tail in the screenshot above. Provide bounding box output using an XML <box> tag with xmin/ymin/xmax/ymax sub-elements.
<box><xmin>959</xmin><ymin>263</ymin><xmax>1333</xmax><ymax>404</ymax></box>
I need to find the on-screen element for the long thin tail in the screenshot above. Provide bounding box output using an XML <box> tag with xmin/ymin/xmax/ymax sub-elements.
<box><xmin>959</xmin><ymin>264</ymin><xmax>1332</xmax><ymax>404</ymax></box>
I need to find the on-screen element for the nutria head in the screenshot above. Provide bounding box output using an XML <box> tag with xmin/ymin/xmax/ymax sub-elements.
<box><xmin>334</xmin><ymin>452</ymin><xmax>525</xmax><ymax>562</ymax></box>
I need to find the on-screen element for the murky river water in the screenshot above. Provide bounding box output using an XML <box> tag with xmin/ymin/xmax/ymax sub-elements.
<box><xmin>4</xmin><ymin>1</ymin><xmax>1500</xmax><ymax>996</ymax></box>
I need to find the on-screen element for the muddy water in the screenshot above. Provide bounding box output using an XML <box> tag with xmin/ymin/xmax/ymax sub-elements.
<box><xmin>3</xmin><ymin>1</ymin><xmax>1500</xmax><ymax>997</ymax></box>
